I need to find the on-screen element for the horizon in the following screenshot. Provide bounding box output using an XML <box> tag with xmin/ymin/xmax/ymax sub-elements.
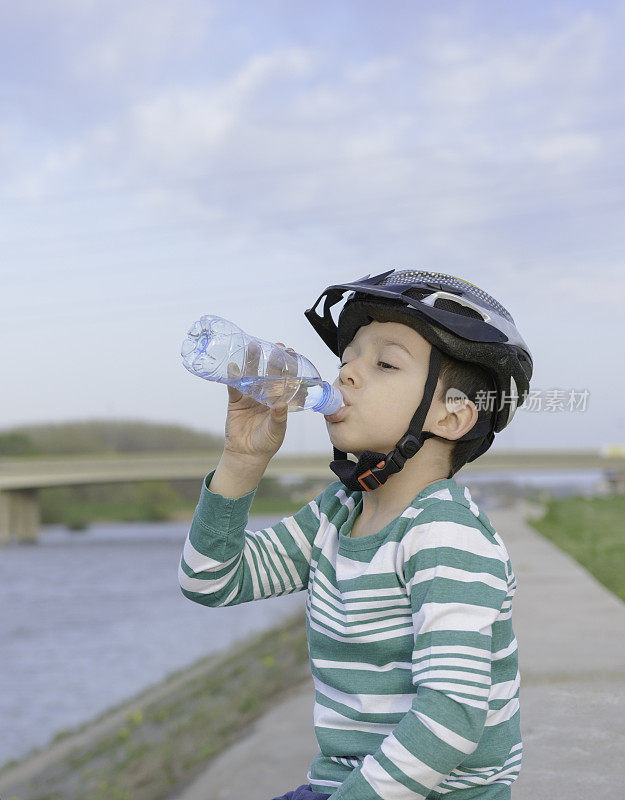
<box><xmin>0</xmin><ymin>415</ymin><xmax>618</xmax><ymax>456</ymax></box>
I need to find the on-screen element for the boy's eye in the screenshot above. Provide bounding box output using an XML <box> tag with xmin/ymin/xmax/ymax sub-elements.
<box><xmin>337</xmin><ymin>361</ymin><xmax>397</xmax><ymax>370</ymax></box>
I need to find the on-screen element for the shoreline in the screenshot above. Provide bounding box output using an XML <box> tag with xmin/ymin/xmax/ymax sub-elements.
<box><xmin>0</xmin><ymin>609</ymin><xmax>312</xmax><ymax>800</ymax></box>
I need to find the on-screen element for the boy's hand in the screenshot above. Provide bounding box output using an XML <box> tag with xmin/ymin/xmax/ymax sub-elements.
<box><xmin>223</xmin><ymin>341</ymin><xmax>294</xmax><ymax>464</ymax></box>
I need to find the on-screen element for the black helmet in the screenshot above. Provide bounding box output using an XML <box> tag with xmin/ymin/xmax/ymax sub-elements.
<box><xmin>304</xmin><ymin>269</ymin><xmax>533</xmax><ymax>492</ymax></box>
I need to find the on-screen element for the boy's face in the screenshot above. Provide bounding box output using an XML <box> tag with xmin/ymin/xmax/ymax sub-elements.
<box><xmin>326</xmin><ymin>319</ymin><xmax>442</xmax><ymax>457</ymax></box>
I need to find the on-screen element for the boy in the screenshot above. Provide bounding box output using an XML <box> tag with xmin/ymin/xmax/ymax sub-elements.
<box><xmin>179</xmin><ymin>269</ymin><xmax>533</xmax><ymax>799</ymax></box>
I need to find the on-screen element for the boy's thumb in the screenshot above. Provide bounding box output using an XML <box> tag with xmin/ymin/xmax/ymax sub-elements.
<box><xmin>227</xmin><ymin>384</ymin><xmax>242</xmax><ymax>403</ymax></box>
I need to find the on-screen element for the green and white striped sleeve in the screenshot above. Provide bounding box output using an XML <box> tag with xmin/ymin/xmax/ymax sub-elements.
<box><xmin>178</xmin><ymin>468</ymin><xmax>324</xmax><ymax>607</ymax></box>
<box><xmin>331</xmin><ymin>514</ymin><xmax>509</xmax><ymax>800</ymax></box>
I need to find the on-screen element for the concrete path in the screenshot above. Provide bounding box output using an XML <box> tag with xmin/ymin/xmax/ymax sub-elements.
<box><xmin>174</xmin><ymin>499</ymin><xmax>625</xmax><ymax>799</ymax></box>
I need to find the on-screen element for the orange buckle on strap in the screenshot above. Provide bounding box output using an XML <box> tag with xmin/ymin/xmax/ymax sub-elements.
<box><xmin>357</xmin><ymin>461</ymin><xmax>386</xmax><ymax>491</ymax></box>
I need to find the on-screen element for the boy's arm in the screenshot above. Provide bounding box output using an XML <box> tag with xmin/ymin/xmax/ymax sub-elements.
<box><xmin>178</xmin><ymin>453</ymin><xmax>325</xmax><ymax>607</ymax></box>
<box><xmin>330</xmin><ymin>514</ymin><xmax>510</xmax><ymax>800</ymax></box>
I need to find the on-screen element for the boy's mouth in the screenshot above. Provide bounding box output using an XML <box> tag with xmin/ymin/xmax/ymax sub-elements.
<box><xmin>324</xmin><ymin>404</ymin><xmax>349</xmax><ymax>423</ymax></box>
<box><xmin>324</xmin><ymin>390</ymin><xmax>350</xmax><ymax>423</ymax></box>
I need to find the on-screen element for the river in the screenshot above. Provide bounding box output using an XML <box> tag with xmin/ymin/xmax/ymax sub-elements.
<box><xmin>0</xmin><ymin>469</ymin><xmax>608</xmax><ymax>767</ymax></box>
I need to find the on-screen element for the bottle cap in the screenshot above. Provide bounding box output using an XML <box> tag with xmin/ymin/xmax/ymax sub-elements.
<box><xmin>312</xmin><ymin>383</ymin><xmax>343</xmax><ymax>414</ymax></box>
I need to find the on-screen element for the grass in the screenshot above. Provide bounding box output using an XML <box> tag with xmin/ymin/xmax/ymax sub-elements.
<box><xmin>526</xmin><ymin>493</ymin><xmax>625</xmax><ymax>602</ymax></box>
<box><xmin>52</xmin><ymin>496</ymin><xmax>308</xmax><ymax>529</ymax></box>
<box><xmin>3</xmin><ymin>611</ymin><xmax>310</xmax><ymax>800</ymax></box>
<box><xmin>59</xmin><ymin>501</ymin><xmax>171</xmax><ymax>529</ymax></box>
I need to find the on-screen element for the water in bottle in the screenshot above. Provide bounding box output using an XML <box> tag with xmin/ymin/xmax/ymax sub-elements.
<box><xmin>180</xmin><ymin>315</ymin><xmax>343</xmax><ymax>415</ymax></box>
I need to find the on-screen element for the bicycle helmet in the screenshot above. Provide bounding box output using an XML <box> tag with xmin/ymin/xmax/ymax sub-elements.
<box><xmin>304</xmin><ymin>269</ymin><xmax>533</xmax><ymax>492</ymax></box>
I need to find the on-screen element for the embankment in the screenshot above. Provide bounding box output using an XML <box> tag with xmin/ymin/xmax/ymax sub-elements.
<box><xmin>0</xmin><ymin>609</ymin><xmax>311</xmax><ymax>800</ymax></box>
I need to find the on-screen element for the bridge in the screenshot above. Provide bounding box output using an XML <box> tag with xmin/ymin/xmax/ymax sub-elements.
<box><xmin>1</xmin><ymin>449</ymin><xmax>623</xmax><ymax>543</ymax></box>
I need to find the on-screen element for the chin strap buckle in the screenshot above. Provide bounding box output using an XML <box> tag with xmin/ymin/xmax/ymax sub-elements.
<box><xmin>355</xmin><ymin>434</ymin><xmax>425</xmax><ymax>492</ymax></box>
<box><xmin>357</xmin><ymin>461</ymin><xmax>386</xmax><ymax>491</ymax></box>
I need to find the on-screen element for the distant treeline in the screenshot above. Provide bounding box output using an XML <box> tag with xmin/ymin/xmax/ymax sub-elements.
<box><xmin>0</xmin><ymin>420</ymin><xmax>320</xmax><ymax>529</ymax></box>
<box><xmin>0</xmin><ymin>419</ymin><xmax>223</xmax><ymax>456</ymax></box>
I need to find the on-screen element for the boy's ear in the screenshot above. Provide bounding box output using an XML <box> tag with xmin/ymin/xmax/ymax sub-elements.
<box><xmin>442</xmin><ymin>398</ymin><xmax>479</xmax><ymax>440</ymax></box>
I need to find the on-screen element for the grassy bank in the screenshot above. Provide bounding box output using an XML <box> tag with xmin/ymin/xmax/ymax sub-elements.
<box><xmin>38</xmin><ymin>474</ymin><xmax>316</xmax><ymax>530</ymax></box>
<box><xmin>54</xmin><ymin>495</ymin><xmax>307</xmax><ymax>529</ymax></box>
<box><xmin>526</xmin><ymin>493</ymin><xmax>625</xmax><ymax>602</ymax></box>
<box><xmin>0</xmin><ymin>611</ymin><xmax>311</xmax><ymax>800</ymax></box>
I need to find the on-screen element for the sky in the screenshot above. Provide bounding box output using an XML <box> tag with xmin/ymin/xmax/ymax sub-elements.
<box><xmin>1</xmin><ymin>0</ymin><xmax>624</xmax><ymax>455</ymax></box>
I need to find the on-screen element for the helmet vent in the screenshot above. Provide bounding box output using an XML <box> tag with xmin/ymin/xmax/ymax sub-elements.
<box><xmin>378</xmin><ymin>269</ymin><xmax>513</xmax><ymax>323</ymax></box>
<box><xmin>402</xmin><ymin>287</ymin><xmax>431</xmax><ymax>302</ymax></box>
<box><xmin>433</xmin><ymin>298</ymin><xmax>483</xmax><ymax>320</ymax></box>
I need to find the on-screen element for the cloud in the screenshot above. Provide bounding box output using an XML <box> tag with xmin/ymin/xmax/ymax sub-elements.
<box><xmin>3</xmin><ymin>4</ymin><xmax>621</xmax><ymax>267</ymax></box>
<box><xmin>83</xmin><ymin>46</ymin><xmax>315</xmax><ymax>179</ymax></box>
<box><xmin>535</xmin><ymin>132</ymin><xmax>600</xmax><ymax>162</ymax></box>
<box><xmin>117</xmin><ymin>11</ymin><xmax>613</xmax><ymax>221</ymax></box>
<box><xmin>2</xmin><ymin>1</ymin><xmax>623</xmax><ymax>442</ymax></box>
<box><xmin>69</xmin><ymin>0</ymin><xmax>215</xmax><ymax>81</ymax></box>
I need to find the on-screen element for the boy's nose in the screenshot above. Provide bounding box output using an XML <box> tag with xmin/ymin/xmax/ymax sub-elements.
<box><xmin>338</xmin><ymin>362</ymin><xmax>361</xmax><ymax>387</ymax></box>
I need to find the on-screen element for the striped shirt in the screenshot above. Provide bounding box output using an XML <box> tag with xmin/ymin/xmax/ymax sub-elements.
<box><xmin>179</xmin><ymin>470</ymin><xmax>522</xmax><ymax>799</ymax></box>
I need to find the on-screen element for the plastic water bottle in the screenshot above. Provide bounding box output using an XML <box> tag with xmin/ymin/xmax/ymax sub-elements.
<box><xmin>181</xmin><ymin>315</ymin><xmax>343</xmax><ymax>415</ymax></box>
